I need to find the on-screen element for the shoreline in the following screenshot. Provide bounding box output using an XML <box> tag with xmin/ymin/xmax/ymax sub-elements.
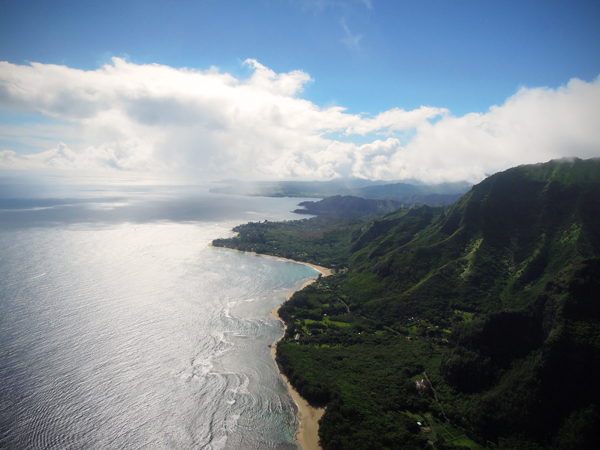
<box><xmin>208</xmin><ymin>242</ymin><xmax>333</xmax><ymax>277</ymax></box>
<box><xmin>271</xmin><ymin>302</ymin><xmax>325</xmax><ymax>450</ymax></box>
<box><xmin>209</xmin><ymin>242</ymin><xmax>328</xmax><ymax>450</ymax></box>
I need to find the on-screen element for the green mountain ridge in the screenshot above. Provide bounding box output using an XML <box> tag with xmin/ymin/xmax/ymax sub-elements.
<box><xmin>294</xmin><ymin>196</ymin><xmax>405</xmax><ymax>217</ymax></box>
<box><xmin>212</xmin><ymin>157</ymin><xmax>600</xmax><ymax>449</ymax></box>
<box><xmin>350</xmin><ymin>158</ymin><xmax>600</xmax><ymax>317</ymax></box>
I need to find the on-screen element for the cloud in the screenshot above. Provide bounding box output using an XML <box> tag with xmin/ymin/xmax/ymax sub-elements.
<box><xmin>1</xmin><ymin>59</ymin><xmax>599</xmax><ymax>184</ymax></box>
<box><xmin>291</xmin><ymin>1</ymin><xmax>372</xmax><ymax>53</ymax></box>
<box><xmin>244</xmin><ymin>59</ymin><xmax>312</xmax><ymax>96</ymax></box>
<box><xmin>340</xmin><ymin>17</ymin><xmax>363</xmax><ymax>51</ymax></box>
<box><xmin>397</xmin><ymin>77</ymin><xmax>600</xmax><ymax>180</ymax></box>
<box><xmin>344</xmin><ymin>106</ymin><xmax>449</xmax><ymax>135</ymax></box>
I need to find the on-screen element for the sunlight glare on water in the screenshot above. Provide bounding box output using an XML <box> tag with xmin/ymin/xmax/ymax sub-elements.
<box><xmin>0</xmin><ymin>189</ymin><xmax>318</xmax><ymax>449</ymax></box>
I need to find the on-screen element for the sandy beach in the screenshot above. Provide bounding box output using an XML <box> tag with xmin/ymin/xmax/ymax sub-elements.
<box><xmin>271</xmin><ymin>294</ymin><xmax>326</xmax><ymax>450</ymax></box>
<box><xmin>209</xmin><ymin>243</ymin><xmax>329</xmax><ymax>450</ymax></box>
<box><xmin>208</xmin><ymin>242</ymin><xmax>333</xmax><ymax>277</ymax></box>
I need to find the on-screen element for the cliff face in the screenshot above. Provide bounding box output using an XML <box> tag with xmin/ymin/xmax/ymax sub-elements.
<box><xmin>349</xmin><ymin>158</ymin><xmax>600</xmax><ymax>318</ymax></box>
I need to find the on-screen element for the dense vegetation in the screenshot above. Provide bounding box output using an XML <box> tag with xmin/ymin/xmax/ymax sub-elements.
<box><xmin>213</xmin><ymin>158</ymin><xmax>600</xmax><ymax>449</ymax></box>
<box><xmin>212</xmin><ymin>216</ymin><xmax>365</xmax><ymax>268</ymax></box>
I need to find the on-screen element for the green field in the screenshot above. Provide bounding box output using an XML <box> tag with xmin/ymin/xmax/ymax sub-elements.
<box><xmin>404</xmin><ymin>411</ymin><xmax>484</xmax><ymax>449</ymax></box>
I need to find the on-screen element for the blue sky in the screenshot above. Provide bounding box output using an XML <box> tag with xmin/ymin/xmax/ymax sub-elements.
<box><xmin>1</xmin><ymin>0</ymin><xmax>600</xmax><ymax>183</ymax></box>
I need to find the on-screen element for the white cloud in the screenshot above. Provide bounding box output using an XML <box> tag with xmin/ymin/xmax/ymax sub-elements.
<box><xmin>1</xmin><ymin>59</ymin><xmax>599</xmax><ymax>184</ymax></box>
<box><xmin>244</xmin><ymin>59</ymin><xmax>312</xmax><ymax>96</ymax></box>
<box><xmin>344</xmin><ymin>106</ymin><xmax>449</xmax><ymax>135</ymax></box>
<box><xmin>397</xmin><ymin>77</ymin><xmax>600</xmax><ymax>181</ymax></box>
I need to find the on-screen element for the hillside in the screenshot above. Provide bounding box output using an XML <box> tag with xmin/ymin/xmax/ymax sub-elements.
<box><xmin>349</xmin><ymin>157</ymin><xmax>600</xmax><ymax>319</ymax></box>
<box><xmin>294</xmin><ymin>196</ymin><xmax>404</xmax><ymax>217</ymax></box>
<box><xmin>213</xmin><ymin>158</ymin><xmax>600</xmax><ymax>449</ymax></box>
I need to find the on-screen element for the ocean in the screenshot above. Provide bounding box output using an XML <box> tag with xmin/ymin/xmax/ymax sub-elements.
<box><xmin>0</xmin><ymin>185</ymin><xmax>319</xmax><ymax>449</ymax></box>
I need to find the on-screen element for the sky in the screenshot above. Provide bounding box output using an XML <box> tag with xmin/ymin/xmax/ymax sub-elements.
<box><xmin>1</xmin><ymin>0</ymin><xmax>599</xmax><ymax>185</ymax></box>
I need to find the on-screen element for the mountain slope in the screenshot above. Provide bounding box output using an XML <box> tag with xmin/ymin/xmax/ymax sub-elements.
<box><xmin>214</xmin><ymin>157</ymin><xmax>600</xmax><ymax>449</ymax></box>
<box><xmin>347</xmin><ymin>158</ymin><xmax>600</xmax><ymax>325</ymax></box>
<box><xmin>293</xmin><ymin>196</ymin><xmax>404</xmax><ymax>218</ymax></box>
<box><xmin>446</xmin><ymin>258</ymin><xmax>600</xmax><ymax>447</ymax></box>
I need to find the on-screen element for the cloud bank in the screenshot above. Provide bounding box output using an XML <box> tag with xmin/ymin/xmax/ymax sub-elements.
<box><xmin>1</xmin><ymin>58</ymin><xmax>599</xmax><ymax>184</ymax></box>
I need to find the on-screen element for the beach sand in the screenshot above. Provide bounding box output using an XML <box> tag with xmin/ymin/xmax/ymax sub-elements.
<box><xmin>209</xmin><ymin>243</ymin><xmax>329</xmax><ymax>450</ymax></box>
<box><xmin>208</xmin><ymin>242</ymin><xmax>333</xmax><ymax>277</ymax></box>
<box><xmin>271</xmin><ymin>301</ymin><xmax>326</xmax><ymax>450</ymax></box>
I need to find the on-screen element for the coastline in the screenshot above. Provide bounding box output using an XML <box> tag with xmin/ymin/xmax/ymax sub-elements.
<box><xmin>209</xmin><ymin>243</ymin><xmax>329</xmax><ymax>450</ymax></box>
<box><xmin>271</xmin><ymin>300</ymin><xmax>325</xmax><ymax>450</ymax></box>
<box><xmin>208</xmin><ymin>242</ymin><xmax>333</xmax><ymax>277</ymax></box>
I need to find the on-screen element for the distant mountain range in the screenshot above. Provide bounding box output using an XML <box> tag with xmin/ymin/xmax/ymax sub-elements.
<box><xmin>293</xmin><ymin>196</ymin><xmax>404</xmax><ymax>218</ymax></box>
<box><xmin>209</xmin><ymin>178</ymin><xmax>471</xmax><ymax>207</ymax></box>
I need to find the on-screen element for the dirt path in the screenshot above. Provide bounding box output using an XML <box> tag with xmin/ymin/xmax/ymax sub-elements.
<box><xmin>422</xmin><ymin>372</ymin><xmax>450</xmax><ymax>424</ymax></box>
